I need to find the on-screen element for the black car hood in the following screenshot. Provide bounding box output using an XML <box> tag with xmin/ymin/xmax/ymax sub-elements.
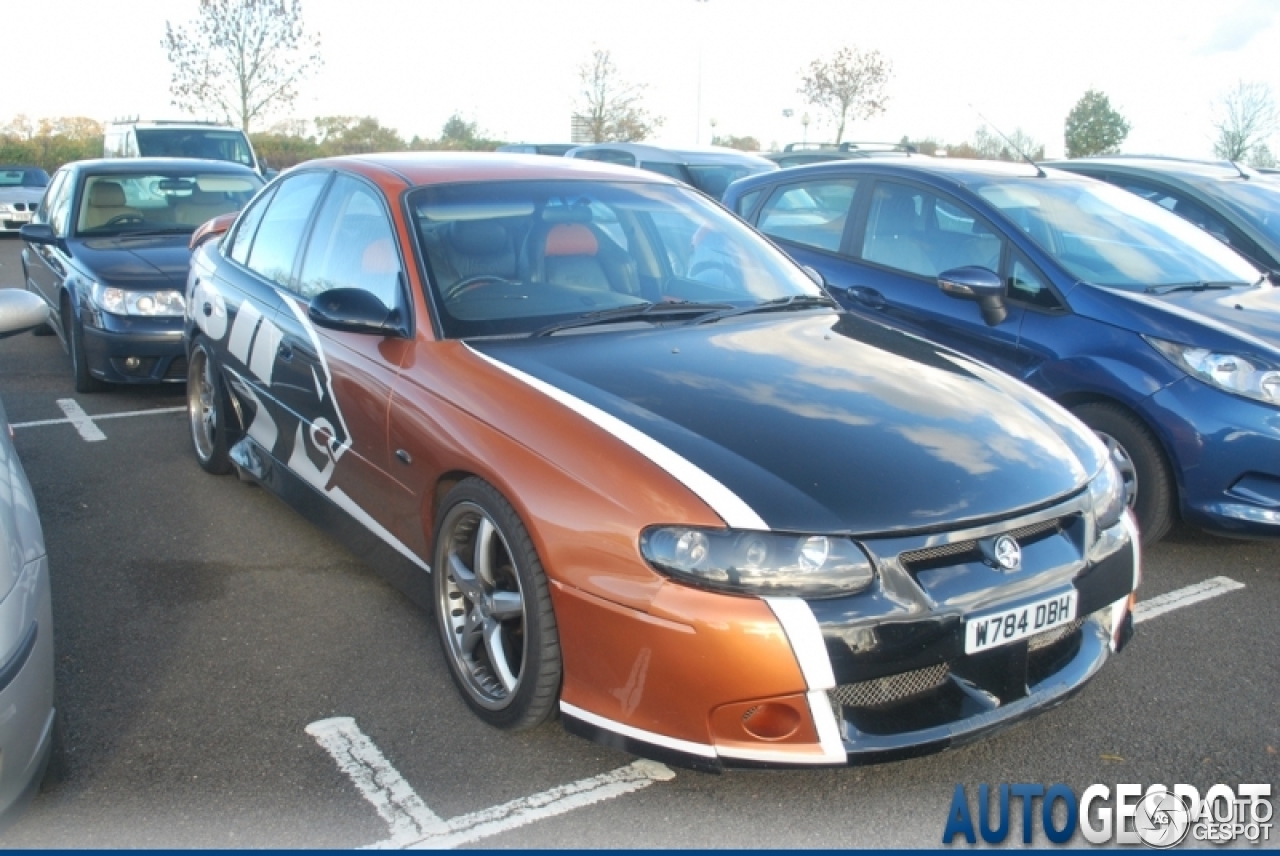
<box><xmin>473</xmin><ymin>312</ymin><xmax>1097</xmax><ymax>535</ymax></box>
<box><xmin>70</xmin><ymin>235</ymin><xmax>192</xmax><ymax>290</ymax></box>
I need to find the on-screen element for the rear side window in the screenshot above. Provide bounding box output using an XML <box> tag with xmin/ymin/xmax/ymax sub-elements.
<box><xmin>244</xmin><ymin>172</ymin><xmax>329</xmax><ymax>287</ymax></box>
<box><xmin>757</xmin><ymin>180</ymin><xmax>857</xmax><ymax>252</ymax></box>
<box><xmin>227</xmin><ymin>184</ymin><xmax>277</xmax><ymax>266</ymax></box>
<box><xmin>296</xmin><ymin>175</ymin><xmax>402</xmax><ymax>308</ymax></box>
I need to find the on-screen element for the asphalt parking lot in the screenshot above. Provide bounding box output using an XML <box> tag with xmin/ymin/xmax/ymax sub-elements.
<box><xmin>0</xmin><ymin>233</ymin><xmax>1275</xmax><ymax>848</ymax></box>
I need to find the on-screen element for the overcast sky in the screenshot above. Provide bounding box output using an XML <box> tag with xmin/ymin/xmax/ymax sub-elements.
<box><xmin>8</xmin><ymin>0</ymin><xmax>1280</xmax><ymax>158</ymax></box>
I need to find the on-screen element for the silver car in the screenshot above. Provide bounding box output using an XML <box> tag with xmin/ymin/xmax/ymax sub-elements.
<box><xmin>565</xmin><ymin>143</ymin><xmax>776</xmax><ymax>199</ymax></box>
<box><xmin>0</xmin><ymin>288</ymin><xmax>57</xmax><ymax>825</ymax></box>
<box><xmin>0</xmin><ymin>167</ymin><xmax>49</xmax><ymax>233</ymax></box>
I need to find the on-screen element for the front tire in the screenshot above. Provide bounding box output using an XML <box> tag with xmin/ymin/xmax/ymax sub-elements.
<box><xmin>187</xmin><ymin>338</ymin><xmax>236</xmax><ymax>475</ymax></box>
<box><xmin>433</xmin><ymin>478</ymin><xmax>561</xmax><ymax>730</ymax></box>
<box><xmin>64</xmin><ymin>304</ymin><xmax>105</xmax><ymax>394</ymax></box>
<box><xmin>1071</xmin><ymin>402</ymin><xmax>1174</xmax><ymax>545</ymax></box>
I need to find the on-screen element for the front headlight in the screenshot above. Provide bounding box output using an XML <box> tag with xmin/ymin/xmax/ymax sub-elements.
<box><xmin>90</xmin><ymin>282</ymin><xmax>186</xmax><ymax>317</ymax></box>
<box><xmin>1145</xmin><ymin>335</ymin><xmax>1280</xmax><ymax>405</ymax></box>
<box><xmin>640</xmin><ymin>527</ymin><xmax>875</xmax><ymax>598</ymax></box>
<box><xmin>1088</xmin><ymin>459</ymin><xmax>1126</xmax><ymax>532</ymax></box>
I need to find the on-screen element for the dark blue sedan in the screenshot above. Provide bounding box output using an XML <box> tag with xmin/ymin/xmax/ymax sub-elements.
<box><xmin>724</xmin><ymin>158</ymin><xmax>1280</xmax><ymax>543</ymax></box>
<box><xmin>19</xmin><ymin>158</ymin><xmax>262</xmax><ymax>392</ymax></box>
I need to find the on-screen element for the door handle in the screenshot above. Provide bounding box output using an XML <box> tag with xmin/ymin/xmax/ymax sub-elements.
<box><xmin>846</xmin><ymin>286</ymin><xmax>886</xmax><ymax>309</ymax></box>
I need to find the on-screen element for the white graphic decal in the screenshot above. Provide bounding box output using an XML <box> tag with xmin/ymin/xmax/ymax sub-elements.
<box><xmin>190</xmin><ymin>277</ymin><xmax>228</xmax><ymax>341</ymax></box>
<box><xmin>226</xmin><ymin>299</ymin><xmax>262</xmax><ymax>367</ymax></box>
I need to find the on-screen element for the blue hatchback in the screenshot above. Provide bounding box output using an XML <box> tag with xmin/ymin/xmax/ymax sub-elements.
<box><xmin>724</xmin><ymin>158</ymin><xmax>1280</xmax><ymax>544</ymax></box>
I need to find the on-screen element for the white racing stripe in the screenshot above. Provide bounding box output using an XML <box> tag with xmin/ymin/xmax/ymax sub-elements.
<box><xmin>13</xmin><ymin>405</ymin><xmax>185</xmax><ymax>431</ymax></box>
<box><xmin>54</xmin><ymin>399</ymin><xmax>106</xmax><ymax>442</ymax></box>
<box><xmin>306</xmin><ymin>717</ymin><xmax>447</xmax><ymax>846</ymax></box>
<box><xmin>467</xmin><ymin>346</ymin><xmax>767</xmax><ymax>531</ymax></box>
<box><xmin>1133</xmin><ymin>576</ymin><xmax>1244</xmax><ymax>624</ymax></box>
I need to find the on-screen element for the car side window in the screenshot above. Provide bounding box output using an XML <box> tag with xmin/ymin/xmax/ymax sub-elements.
<box><xmin>226</xmin><ymin>184</ymin><xmax>277</xmax><ymax>266</ymax></box>
<box><xmin>581</xmin><ymin>149</ymin><xmax>635</xmax><ymax>167</ymax></box>
<box><xmin>244</xmin><ymin>172</ymin><xmax>329</xmax><ymax>288</ymax></box>
<box><xmin>1008</xmin><ymin>253</ymin><xmax>1061</xmax><ymax>310</ymax></box>
<box><xmin>38</xmin><ymin>170</ymin><xmax>70</xmax><ymax>235</ymax></box>
<box><xmin>757</xmin><ymin>180</ymin><xmax>857</xmax><ymax>253</ymax></box>
<box><xmin>861</xmin><ymin>182</ymin><xmax>1003</xmax><ymax>278</ymax></box>
<box><xmin>295</xmin><ymin>175</ymin><xmax>402</xmax><ymax>308</ymax></box>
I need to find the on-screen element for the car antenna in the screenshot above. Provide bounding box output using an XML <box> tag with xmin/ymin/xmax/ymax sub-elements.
<box><xmin>969</xmin><ymin>104</ymin><xmax>1047</xmax><ymax>178</ymax></box>
<box><xmin>1227</xmin><ymin>160</ymin><xmax>1251</xmax><ymax>180</ymax></box>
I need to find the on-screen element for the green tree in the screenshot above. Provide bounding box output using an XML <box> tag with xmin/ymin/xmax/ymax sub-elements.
<box><xmin>951</xmin><ymin>126</ymin><xmax>1044</xmax><ymax>162</ymax></box>
<box><xmin>572</xmin><ymin>49</ymin><xmax>663</xmax><ymax>143</ymax></box>
<box><xmin>163</xmin><ymin>0</ymin><xmax>322</xmax><ymax>132</ymax></box>
<box><xmin>1064</xmin><ymin>90</ymin><xmax>1131</xmax><ymax>158</ymax></box>
<box><xmin>712</xmin><ymin>135</ymin><xmax>761</xmax><ymax>152</ymax></box>
<box><xmin>798</xmin><ymin>47</ymin><xmax>891</xmax><ymax>144</ymax></box>
<box><xmin>0</xmin><ymin>115</ymin><xmax>103</xmax><ymax>172</ymax></box>
<box><xmin>1212</xmin><ymin>80</ymin><xmax>1277</xmax><ymax>163</ymax></box>
<box><xmin>432</xmin><ymin>114</ymin><xmax>500</xmax><ymax>151</ymax></box>
<box><xmin>314</xmin><ymin>116</ymin><xmax>407</xmax><ymax>155</ymax></box>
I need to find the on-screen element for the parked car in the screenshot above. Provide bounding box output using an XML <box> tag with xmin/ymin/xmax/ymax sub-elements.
<box><xmin>766</xmin><ymin>141</ymin><xmax>919</xmax><ymax>169</ymax></box>
<box><xmin>104</xmin><ymin>120</ymin><xmax>268</xmax><ymax>177</ymax></box>
<box><xmin>0</xmin><ymin>166</ymin><xmax>50</xmax><ymax>234</ymax></box>
<box><xmin>496</xmin><ymin>143</ymin><xmax>576</xmax><ymax>156</ymax></box>
<box><xmin>19</xmin><ymin>158</ymin><xmax>264</xmax><ymax>392</ymax></box>
<box><xmin>0</xmin><ymin>289</ymin><xmax>58</xmax><ymax>826</ymax></box>
<box><xmin>724</xmin><ymin>158</ymin><xmax>1280</xmax><ymax>544</ymax></box>
<box><xmin>1050</xmin><ymin>156</ymin><xmax>1280</xmax><ymax>276</ymax></box>
<box><xmin>183</xmin><ymin>151</ymin><xmax>1136</xmax><ymax>769</ymax></box>
<box><xmin>565</xmin><ymin>142</ymin><xmax>776</xmax><ymax>198</ymax></box>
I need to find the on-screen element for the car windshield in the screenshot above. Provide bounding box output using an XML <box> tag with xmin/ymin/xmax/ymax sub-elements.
<box><xmin>1196</xmin><ymin>179</ymin><xmax>1280</xmax><ymax>248</ymax></box>
<box><xmin>974</xmin><ymin>176</ymin><xmax>1260</xmax><ymax>290</ymax></box>
<box><xmin>75</xmin><ymin>171</ymin><xmax>263</xmax><ymax>237</ymax></box>
<box><xmin>0</xmin><ymin>168</ymin><xmax>48</xmax><ymax>188</ymax></box>
<box><xmin>685</xmin><ymin>163</ymin><xmax>772</xmax><ymax>199</ymax></box>
<box><xmin>411</xmin><ymin>179</ymin><xmax>822</xmax><ymax>338</ymax></box>
<box><xmin>134</xmin><ymin>128</ymin><xmax>256</xmax><ymax>169</ymax></box>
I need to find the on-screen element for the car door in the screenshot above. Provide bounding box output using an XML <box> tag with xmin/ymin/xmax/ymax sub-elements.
<box><xmin>202</xmin><ymin>170</ymin><xmax>330</xmax><ymax>472</ymax></box>
<box><xmin>273</xmin><ymin>172</ymin><xmax>417</xmax><ymax>549</ymax></box>
<box><xmin>22</xmin><ymin>168</ymin><xmax>73</xmax><ymax>315</ymax></box>
<box><xmin>843</xmin><ymin>178</ymin><xmax>1031</xmax><ymax>376</ymax></box>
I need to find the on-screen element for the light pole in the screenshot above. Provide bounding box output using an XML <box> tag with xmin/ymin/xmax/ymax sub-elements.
<box><xmin>801</xmin><ymin>113</ymin><xmax>810</xmax><ymax>145</ymax></box>
<box><xmin>709</xmin><ymin>117</ymin><xmax>718</xmax><ymax>146</ymax></box>
<box><xmin>694</xmin><ymin>0</ymin><xmax>708</xmax><ymax>144</ymax></box>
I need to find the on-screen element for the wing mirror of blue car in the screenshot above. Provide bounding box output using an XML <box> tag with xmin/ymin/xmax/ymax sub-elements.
<box><xmin>308</xmin><ymin>287</ymin><xmax>404</xmax><ymax>337</ymax></box>
<box><xmin>18</xmin><ymin>223</ymin><xmax>64</xmax><ymax>251</ymax></box>
<box><xmin>937</xmin><ymin>265</ymin><xmax>1007</xmax><ymax>326</ymax></box>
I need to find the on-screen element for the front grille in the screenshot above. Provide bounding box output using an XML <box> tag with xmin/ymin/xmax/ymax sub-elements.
<box><xmin>1027</xmin><ymin>617</ymin><xmax>1085</xmax><ymax>652</ymax></box>
<box><xmin>899</xmin><ymin>516</ymin><xmax>1068</xmax><ymax>571</ymax></box>
<box><xmin>829</xmin><ymin>663</ymin><xmax>951</xmax><ymax>710</ymax></box>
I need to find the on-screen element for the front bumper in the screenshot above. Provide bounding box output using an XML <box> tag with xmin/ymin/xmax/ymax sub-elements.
<box><xmin>82</xmin><ymin>313</ymin><xmax>186</xmax><ymax>385</ymax></box>
<box><xmin>1144</xmin><ymin>377</ymin><xmax>1280</xmax><ymax>537</ymax></box>
<box><xmin>557</xmin><ymin>498</ymin><xmax>1139</xmax><ymax>770</ymax></box>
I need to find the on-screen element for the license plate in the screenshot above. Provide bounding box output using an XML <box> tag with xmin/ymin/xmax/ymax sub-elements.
<box><xmin>9</xmin><ymin>211</ymin><xmax>31</xmax><ymax>222</ymax></box>
<box><xmin>965</xmin><ymin>590</ymin><xmax>1077</xmax><ymax>654</ymax></box>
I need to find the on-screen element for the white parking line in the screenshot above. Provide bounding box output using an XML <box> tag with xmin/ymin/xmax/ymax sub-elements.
<box><xmin>1134</xmin><ymin>575</ymin><xmax>1245</xmax><ymax>624</ymax></box>
<box><xmin>11</xmin><ymin>403</ymin><xmax>185</xmax><ymax>439</ymax></box>
<box><xmin>306</xmin><ymin>717</ymin><xmax>674</xmax><ymax>850</ymax></box>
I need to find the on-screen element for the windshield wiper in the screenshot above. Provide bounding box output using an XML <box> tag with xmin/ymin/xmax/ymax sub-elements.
<box><xmin>531</xmin><ymin>300</ymin><xmax>734</xmax><ymax>337</ymax></box>
<box><xmin>692</xmin><ymin>293</ymin><xmax>837</xmax><ymax>325</ymax></box>
<box><xmin>1145</xmin><ymin>281</ymin><xmax>1252</xmax><ymax>295</ymax></box>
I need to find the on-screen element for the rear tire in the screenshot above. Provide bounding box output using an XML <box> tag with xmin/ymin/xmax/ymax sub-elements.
<box><xmin>1071</xmin><ymin>402</ymin><xmax>1174</xmax><ymax>545</ymax></box>
<box><xmin>187</xmin><ymin>338</ymin><xmax>236</xmax><ymax>475</ymax></box>
<box><xmin>432</xmin><ymin>478</ymin><xmax>561</xmax><ymax>730</ymax></box>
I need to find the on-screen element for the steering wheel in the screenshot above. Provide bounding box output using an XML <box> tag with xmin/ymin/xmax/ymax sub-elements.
<box><xmin>444</xmin><ymin>274</ymin><xmax>518</xmax><ymax>300</ymax></box>
<box><xmin>104</xmin><ymin>213</ymin><xmax>145</xmax><ymax>227</ymax></box>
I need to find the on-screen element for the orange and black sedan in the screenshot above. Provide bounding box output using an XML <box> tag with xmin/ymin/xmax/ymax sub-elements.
<box><xmin>184</xmin><ymin>153</ymin><xmax>1138</xmax><ymax>770</ymax></box>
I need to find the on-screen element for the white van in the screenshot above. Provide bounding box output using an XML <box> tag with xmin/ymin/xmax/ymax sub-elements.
<box><xmin>104</xmin><ymin>120</ymin><xmax>265</xmax><ymax>176</ymax></box>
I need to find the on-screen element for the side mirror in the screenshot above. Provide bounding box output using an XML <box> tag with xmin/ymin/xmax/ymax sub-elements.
<box><xmin>938</xmin><ymin>265</ymin><xmax>1007</xmax><ymax>326</ymax></box>
<box><xmin>18</xmin><ymin>222</ymin><xmax>60</xmax><ymax>248</ymax></box>
<box><xmin>800</xmin><ymin>265</ymin><xmax>825</xmax><ymax>288</ymax></box>
<box><xmin>308</xmin><ymin>288</ymin><xmax>403</xmax><ymax>336</ymax></box>
<box><xmin>0</xmin><ymin>290</ymin><xmax>51</xmax><ymax>339</ymax></box>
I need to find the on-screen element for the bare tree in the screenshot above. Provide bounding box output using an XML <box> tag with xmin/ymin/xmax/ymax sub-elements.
<box><xmin>1212</xmin><ymin>80</ymin><xmax>1278</xmax><ymax>162</ymax></box>
<box><xmin>163</xmin><ymin>0</ymin><xmax>322</xmax><ymax>132</ymax></box>
<box><xmin>798</xmin><ymin>47</ymin><xmax>891</xmax><ymax>144</ymax></box>
<box><xmin>573</xmin><ymin>49</ymin><xmax>663</xmax><ymax>143</ymax></box>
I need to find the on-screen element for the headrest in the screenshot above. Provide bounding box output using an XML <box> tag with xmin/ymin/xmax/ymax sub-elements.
<box><xmin>540</xmin><ymin>204</ymin><xmax>592</xmax><ymax>225</ymax></box>
<box><xmin>89</xmin><ymin>182</ymin><xmax>126</xmax><ymax>207</ymax></box>
<box><xmin>186</xmin><ymin>189</ymin><xmax>225</xmax><ymax>206</ymax></box>
<box><xmin>361</xmin><ymin>238</ymin><xmax>398</xmax><ymax>274</ymax></box>
<box><xmin>544</xmin><ymin>223</ymin><xmax>598</xmax><ymax>257</ymax></box>
<box><xmin>449</xmin><ymin>220</ymin><xmax>508</xmax><ymax>255</ymax></box>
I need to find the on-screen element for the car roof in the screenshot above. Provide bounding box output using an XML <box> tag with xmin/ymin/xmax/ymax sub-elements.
<box><xmin>753</xmin><ymin>155</ymin><xmax>1050</xmax><ymax>182</ymax></box>
<box><xmin>565</xmin><ymin>142</ymin><xmax>774</xmax><ymax>167</ymax></box>
<box><xmin>66</xmin><ymin>157</ymin><xmax>261</xmax><ymax>175</ymax></box>
<box><xmin>296</xmin><ymin>151</ymin><xmax>685</xmax><ymax>187</ymax></box>
<box><xmin>1049</xmin><ymin>156</ymin><xmax>1257</xmax><ymax>181</ymax></box>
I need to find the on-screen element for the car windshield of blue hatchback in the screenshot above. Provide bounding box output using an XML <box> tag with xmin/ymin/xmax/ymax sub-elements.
<box><xmin>974</xmin><ymin>176</ymin><xmax>1261</xmax><ymax>291</ymax></box>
